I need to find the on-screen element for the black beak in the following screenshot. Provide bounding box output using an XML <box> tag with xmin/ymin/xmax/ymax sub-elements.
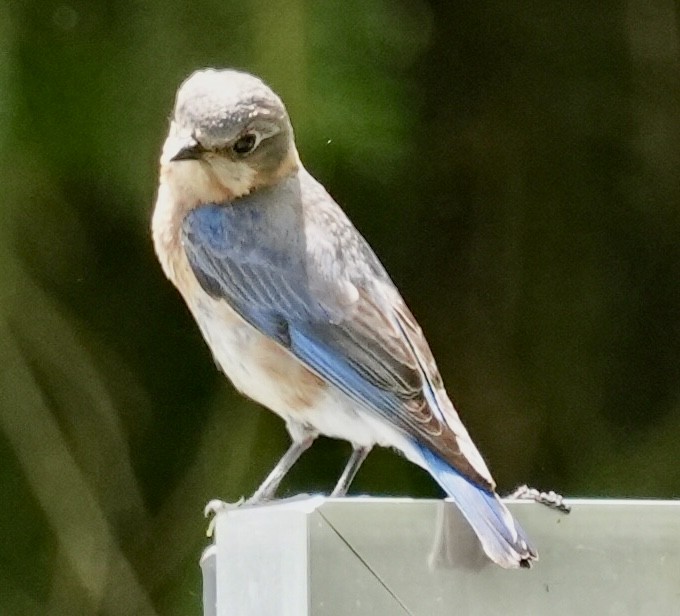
<box><xmin>171</xmin><ymin>138</ymin><xmax>205</xmax><ymax>161</ymax></box>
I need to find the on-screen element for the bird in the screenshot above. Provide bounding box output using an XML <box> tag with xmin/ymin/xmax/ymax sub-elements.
<box><xmin>152</xmin><ymin>68</ymin><xmax>537</xmax><ymax>568</ymax></box>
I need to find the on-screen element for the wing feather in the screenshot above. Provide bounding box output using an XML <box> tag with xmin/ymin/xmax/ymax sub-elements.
<box><xmin>182</xmin><ymin>199</ymin><xmax>493</xmax><ymax>490</ymax></box>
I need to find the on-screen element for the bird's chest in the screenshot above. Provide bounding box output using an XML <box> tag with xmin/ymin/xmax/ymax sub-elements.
<box><xmin>188</xmin><ymin>288</ymin><xmax>327</xmax><ymax>422</ymax></box>
<box><xmin>190</xmin><ymin>294</ymin><xmax>256</xmax><ymax>378</ymax></box>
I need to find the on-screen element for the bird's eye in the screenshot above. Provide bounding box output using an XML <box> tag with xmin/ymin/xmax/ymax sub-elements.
<box><xmin>232</xmin><ymin>133</ymin><xmax>258</xmax><ymax>156</ymax></box>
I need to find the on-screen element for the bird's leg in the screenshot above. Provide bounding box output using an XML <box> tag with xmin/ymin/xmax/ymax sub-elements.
<box><xmin>246</xmin><ymin>432</ymin><xmax>316</xmax><ymax>504</ymax></box>
<box><xmin>204</xmin><ymin>433</ymin><xmax>315</xmax><ymax>537</ymax></box>
<box><xmin>505</xmin><ymin>484</ymin><xmax>571</xmax><ymax>514</ymax></box>
<box><xmin>330</xmin><ymin>445</ymin><xmax>371</xmax><ymax>497</ymax></box>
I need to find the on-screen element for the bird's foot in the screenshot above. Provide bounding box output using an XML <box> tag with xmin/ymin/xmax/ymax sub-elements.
<box><xmin>204</xmin><ymin>497</ymin><xmax>245</xmax><ymax>518</ymax></box>
<box><xmin>204</xmin><ymin>497</ymin><xmax>245</xmax><ymax>538</ymax></box>
<box><xmin>204</xmin><ymin>493</ymin><xmax>320</xmax><ymax>537</ymax></box>
<box><xmin>506</xmin><ymin>485</ymin><xmax>571</xmax><ymax>514</ymax></box>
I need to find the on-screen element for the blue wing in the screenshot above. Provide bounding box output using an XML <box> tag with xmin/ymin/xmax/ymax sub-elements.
<box><xmin>181</xmin><ymin>198</ymin><xmax>493</xmax><ymax>491</ymax></box>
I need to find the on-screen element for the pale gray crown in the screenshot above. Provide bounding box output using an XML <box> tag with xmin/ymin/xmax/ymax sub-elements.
<box><xmin>174</xmin><ymin>69</ymin><xmax>291</xmax><ymax>149</ymax></box>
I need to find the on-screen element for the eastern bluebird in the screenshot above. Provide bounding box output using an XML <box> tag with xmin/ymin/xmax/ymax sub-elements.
<box><xmin>152</xmin><ymin>69</ymin><xmax>537</xmax><ymax>568</ymax></box>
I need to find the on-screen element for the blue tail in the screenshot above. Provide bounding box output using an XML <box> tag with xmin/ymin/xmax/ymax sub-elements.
<box><xmin>418</xmin><ymin>446</ymin><xmax>537</xmax><ymax>568</ymax></box>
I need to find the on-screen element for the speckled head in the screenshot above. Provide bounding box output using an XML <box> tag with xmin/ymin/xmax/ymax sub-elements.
<box><xmin>174</xmin><ymin>69</ymin><xmax>291</xmax><ymax>149</ymax></box>
<box><xmin>161</xmin><ymin>69</ymin><xmax>298</xmax><ymax>200</ymax></box>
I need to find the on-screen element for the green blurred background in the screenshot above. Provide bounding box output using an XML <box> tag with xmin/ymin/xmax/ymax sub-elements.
<box><xmin>1</xmin><ymin>0</ymin><xmax>679</xmax><ymax>613</ymax></box>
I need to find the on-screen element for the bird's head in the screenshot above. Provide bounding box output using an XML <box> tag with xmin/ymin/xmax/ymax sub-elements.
<box><xmin>160</xmin><ymin>69</ymin><xmax>299</xmax><ymax>204</ymax></box>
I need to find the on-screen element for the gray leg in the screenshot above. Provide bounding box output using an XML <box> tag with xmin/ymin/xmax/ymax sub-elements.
<box><xmin>506</xmin><ymin>484</ymin><xmax>571</xmax><ymax>514</ymax></box>
<box><xmin>330</xmin><ymin>445</ymin><xmax>371</xmax><ymax>497</ymax></box>
<box><xmin>246</xmin><ymin>433</ymin><xmax>316</xmax><ymax>504</ymax></box>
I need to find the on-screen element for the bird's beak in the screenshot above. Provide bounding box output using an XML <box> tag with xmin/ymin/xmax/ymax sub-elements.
<box><xmin>171</xmin><ymin>138</ymin><xmax>205</xmax><ymax>161</ymax></box>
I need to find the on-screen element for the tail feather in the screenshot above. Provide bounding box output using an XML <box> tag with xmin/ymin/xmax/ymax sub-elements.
<box><xmin>419</xmin><ymin>446</ymin><xmax>537</xmax><ymax>568</ymax></box>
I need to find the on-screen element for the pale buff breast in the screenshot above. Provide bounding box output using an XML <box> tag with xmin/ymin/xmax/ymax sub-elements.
<box><xmin>189</xmin><ymin>293</ymin><xmax>327</xmax><ymax>418</ymax></box>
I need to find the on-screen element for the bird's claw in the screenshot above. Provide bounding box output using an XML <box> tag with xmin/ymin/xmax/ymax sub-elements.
<box><xmin>204</xmin><ymin>497</ymin><xmax>245</xmax><ymax>538</ymax></box>
<box><xmin>507</xmin><ymin>484</ymin><xmax>571</xmax><ymax>514</ymax></box>
<box><xmin>204</xmin><ymin>497</ymin><xmax>245</xmax><ymax>518</ymax></box>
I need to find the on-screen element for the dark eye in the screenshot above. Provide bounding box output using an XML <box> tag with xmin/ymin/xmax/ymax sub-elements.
<box><xmin>232</xmin><ymin>133</ymin><xmax>258</xmax><ymax>155</ymax></box>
